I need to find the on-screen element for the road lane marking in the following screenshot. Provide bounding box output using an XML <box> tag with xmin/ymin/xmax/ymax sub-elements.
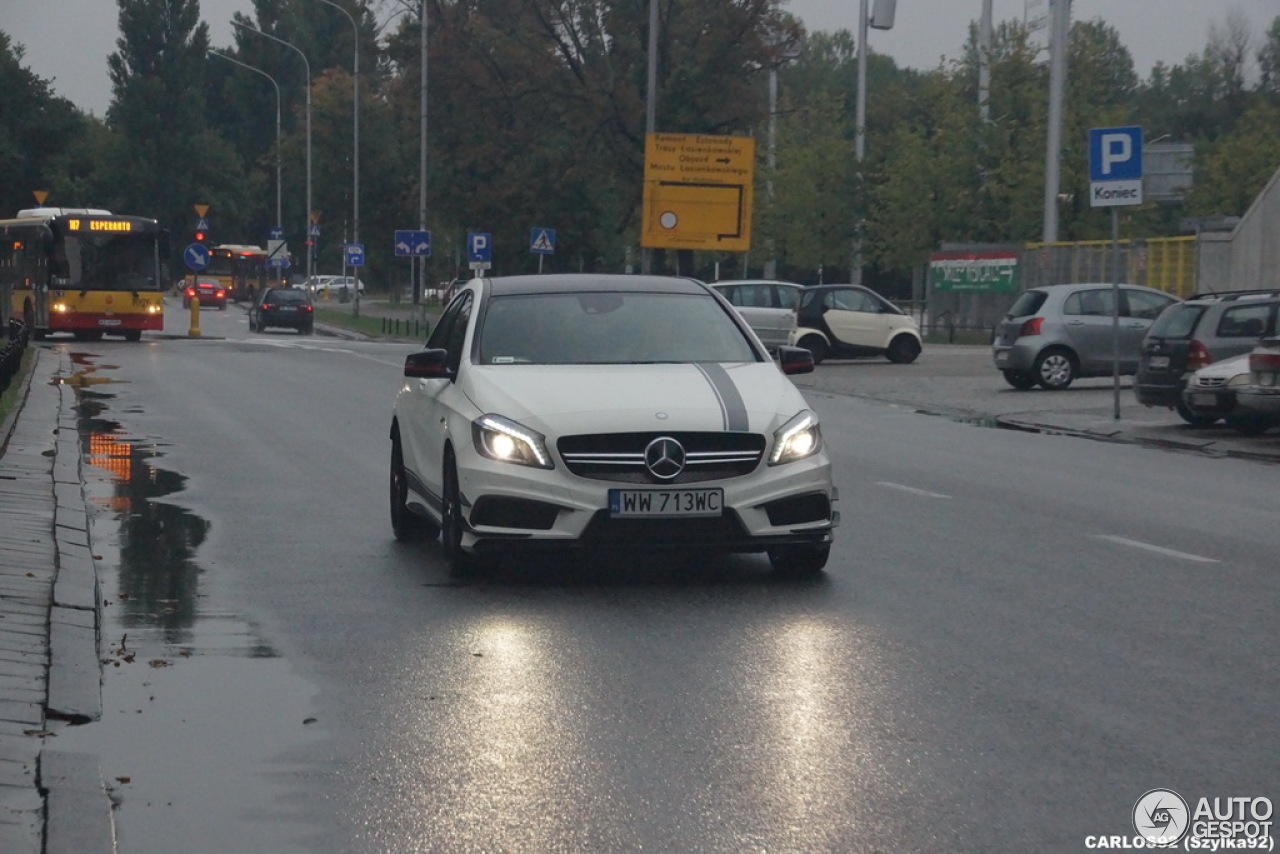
<box><xmin>875</xmin><ymin>481</ymin><xmax>951</xmax><ymax>499</ymax></box>
<box><xmin>1090</xmin><ymin>534</ymin><xmax>1218</xmax><ymax>563</ymax></box>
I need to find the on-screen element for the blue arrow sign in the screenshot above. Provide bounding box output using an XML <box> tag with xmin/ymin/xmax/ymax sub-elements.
<box><xmin>183</xmin><ymin>243</ymin><xmax>210</xmax><ymax>271</ymax></box>
<box><xmin>345</xmin><ymin>243</ymin><xmax>365</xmax><ymax>267</ymax></box>
<box><xmin>269</xmin><ymin>226</ymin><xmax>284</xmax><ymax>241</ymax></box>
<box><xmin>530</xmin><ymin>227</ymin><xmax>556</xmax><ymax>255</ymax></box>
<box><xmin>395</xmin><ymin>229</ymin><xmax>431</xmax><ymax>257</ymax></box>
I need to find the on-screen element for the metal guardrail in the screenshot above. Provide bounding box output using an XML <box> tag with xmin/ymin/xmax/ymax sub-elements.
<box><xmin>1</xmin><ymin>320</ymin><xmax>30</xmax><ymax>397</ymax></box>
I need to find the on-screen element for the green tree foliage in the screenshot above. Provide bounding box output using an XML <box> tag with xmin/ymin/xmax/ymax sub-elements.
<box><xmin>0</xmin><ymin>33</ymin><xmax>86</xmax><ymax>215</ymax></box>
<box><xmin>106</xmin><ymin>0</ymin><xmax>246</xmax><ymax>259</ymax></box>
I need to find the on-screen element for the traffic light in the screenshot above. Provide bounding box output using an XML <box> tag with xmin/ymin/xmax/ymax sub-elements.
<box><xmin>194</xmin><ymin>229</ymin><xmax>207</xmax><ymax>244</ymax></box>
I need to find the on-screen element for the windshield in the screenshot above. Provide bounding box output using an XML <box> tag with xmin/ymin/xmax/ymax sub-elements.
<box><xmin>57</xmin><ymin>232</ymin><xmax>162</xmax><ymax>292</ymax></box>
<box><xmin>478</xmin><ymin>291</ymin><xmax>760</xmax><ymax>365</ymax></box>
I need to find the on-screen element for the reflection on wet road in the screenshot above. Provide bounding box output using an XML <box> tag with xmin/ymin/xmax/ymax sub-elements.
<box><xmin>54</xmin><ymin>352</ymin><xmax>325</xmax><ymax>853</ymax></box>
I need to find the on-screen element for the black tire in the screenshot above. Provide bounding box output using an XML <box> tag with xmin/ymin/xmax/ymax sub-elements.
<box><xmin>1175</xmin><ymin>398</ymin><xmax>1218</xmax><ymax>427</ymax></box>
<box><xmin>1002</xmin><ymin>369</ymin><xmax>1037</xmax><ymax>390</ymax></box>
<box><xmin>301</xmin><ymin>323</ymin><xmax>313</xmax><ymax>335</ymax></box>
<box><xmin>797</xmin><ymin>333</ymin><xmax>828</xmax><ymax>365</ymax></box>
<box><xmin>886</xmin><ymin>334</ymin><xmax>921</xmax><ymax>364</ymax></box>
<box><xmin>1033</xmin><ymin>348</ymin><xmax>1077</xmax><ymax>390</ymax></box>
<box><xmin>440</xmin><ymin>451</ymin><xmax>476</xmax><ymax>574</ymax></box>
<box><xmin>768</xmin><ymin>543</ymin><xmax>830</xmax><ymax>578</ymax></box>
<box><xmin>1225</xmin><ymin>413</ymin><xmax>1278</xmax><ymax>436</ymax></box>
<box><xmin>218</xmin><ymin>303</ymin><xmax>227</xmax><ymax>311</ymax></box>
<box><xmin>390</xmin><ymin>433</ymin><xmax>438</xmax><ymax>541</ymax></box>
<box><xmin>123</xmin><ymin>330</ymin><xmax>142</xmax><ymax>342</ymax></box>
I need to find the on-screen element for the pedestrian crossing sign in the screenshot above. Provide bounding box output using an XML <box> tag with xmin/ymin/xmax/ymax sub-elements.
<box><xmin>530</xmin><ymin>228</ymin><xmax>556</xmax><ymax>255</ymax></box>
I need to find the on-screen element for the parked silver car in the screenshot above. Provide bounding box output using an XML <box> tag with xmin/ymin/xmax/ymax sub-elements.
<box><xmin>992</xmin><ymin>283</ymin><xmax>1180</xmax><ymax>389</ymax></box>
<box><xmin>709</xmin><ymin>280</ymin><xmax>803</xmax><ymax>352</ymax></box>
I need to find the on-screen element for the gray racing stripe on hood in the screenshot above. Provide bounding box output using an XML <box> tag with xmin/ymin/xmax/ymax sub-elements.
<box><xmin>695</xmin><ymin>362</ymin><xmax>749</xmax><ymax>431</ymax></box>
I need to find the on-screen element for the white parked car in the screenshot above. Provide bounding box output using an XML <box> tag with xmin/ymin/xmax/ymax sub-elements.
<box><xmin>305</xmin><ymin>274</ymin><xmax>365</xmax><ymax>294</ymax></box>
<box><xmin>389</xmin><ymin>274</ymin><xmax>839</xmax><ymax>576</ymax></box>
<box><xmin>709</xmin><ymin>279</ymin><xmax>803</xmax><ymax>352</ymax></box>
<box><xmin>1181</xmin><ymin>353</ymin><xmax>1279</xmax><ymax>435</ymax></box>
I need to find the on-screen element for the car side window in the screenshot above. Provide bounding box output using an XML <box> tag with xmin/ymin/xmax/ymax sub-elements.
<box><xmin>426</xmin><ymin>291</ymin><xmax>472</xmax><ymax>354</ymax></box>
<box><xmin>1217</xmin><ymin>304</ymin><xmax>1273</xmax><ymax>338</ymax></box>
<box><xmin>1066</xmin><ymin>289</ymin><xmax>1113</xmax><ymax>316</ymax></box>
<box><xmin>776</xmin><ymin>287</ymin><xmax>800</xmax><ymax>310</ymax></box>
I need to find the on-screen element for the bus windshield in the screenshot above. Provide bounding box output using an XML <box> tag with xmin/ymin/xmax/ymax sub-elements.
<box><xmin>57</xmin><ymin>232</ymin><xmax>162</xmax><ymax>292</ymax></box>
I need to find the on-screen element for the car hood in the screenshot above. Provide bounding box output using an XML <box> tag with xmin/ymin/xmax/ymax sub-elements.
<box><xmin>1194</xmin><ymin>352</ymin><xmax>1253</xmax><ymax>380</ymax></box>
<box><xmin>461</xmin><ymin>362</ymin><xmax>808</xmax><ymax>435</ymax></box>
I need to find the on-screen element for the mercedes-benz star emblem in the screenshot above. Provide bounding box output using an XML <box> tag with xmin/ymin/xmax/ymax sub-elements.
<box><xmin>644</xmin><ymin>436</ymin><xmax>686</xmax><ymax>481</ymax></box>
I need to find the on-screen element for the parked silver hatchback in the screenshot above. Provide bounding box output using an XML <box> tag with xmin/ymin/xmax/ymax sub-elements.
<box><xmin>992</xmin><ymin>283</ymin><xmax>1180</xmax><ymax>389</ymax></box>
<box><xmin>709</xmin><ymin>280</ymin><xmax>803</xmax><ymax>352</ymax></box>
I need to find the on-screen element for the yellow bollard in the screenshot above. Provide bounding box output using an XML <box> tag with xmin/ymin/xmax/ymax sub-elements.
<box><xmin>188</xmin><ymin>293</ymin><xmax>201</xmax><ymax>337</ymax></box>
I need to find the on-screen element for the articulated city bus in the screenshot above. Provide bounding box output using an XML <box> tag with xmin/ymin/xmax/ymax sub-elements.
<box><xmin>191</xmin><ymin>244</ymin><xmax>293</xmax><ymax>302</ymax></box>
<box><xmin>1</xmin><ymin>207</ymin><xmax>167</xmax><ymax>341</ymax></box>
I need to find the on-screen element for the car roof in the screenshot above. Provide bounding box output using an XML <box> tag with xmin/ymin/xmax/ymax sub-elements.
<box><xmin>1184</xmin><ymin>289</ymin><xmax>1280</xmax><ymax>303</ymax></box>
<box><xmin>481</xmin><ymin>274</ymin><xmax>710</xmax><ymax>297</ymax></box>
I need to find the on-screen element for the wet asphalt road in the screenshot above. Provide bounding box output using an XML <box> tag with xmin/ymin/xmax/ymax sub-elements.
<box><xmin>26</xmin><ymin>300</ymin><xmax>1280</xmax><ymax>852</ymax></box>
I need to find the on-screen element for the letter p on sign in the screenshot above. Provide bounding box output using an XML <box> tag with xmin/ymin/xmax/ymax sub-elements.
<box><xmin>1101</xmin><ymin>134</ymin><xmax>1131</xmax><ymax>175</ymax></box>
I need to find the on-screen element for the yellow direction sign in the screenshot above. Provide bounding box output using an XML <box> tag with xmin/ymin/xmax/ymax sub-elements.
<box><xmin>641</xmin><ymin>133</ymin><xmax>754</xmax><ymax>252</ymax></box>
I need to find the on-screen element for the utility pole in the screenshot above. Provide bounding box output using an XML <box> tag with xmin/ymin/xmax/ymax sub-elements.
<box><xmin>1042</xmin><ymin>0</ymin><xmax>1070</xmax><ymax>243</ymax></box>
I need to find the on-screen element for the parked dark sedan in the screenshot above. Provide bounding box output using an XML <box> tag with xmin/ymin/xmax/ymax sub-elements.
<box><xmin>249</xmin><ymin>287</ymin><xmax>314</xmax><ymax>334</ymax></box>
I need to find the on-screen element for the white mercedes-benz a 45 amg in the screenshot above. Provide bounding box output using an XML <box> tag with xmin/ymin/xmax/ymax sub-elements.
<box><xmin>389</xmin><ymin>274</ymin><xmax>838</xmax><ymax>576</ymax></box>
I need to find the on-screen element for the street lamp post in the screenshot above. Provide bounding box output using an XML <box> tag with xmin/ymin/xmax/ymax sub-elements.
<box><xmin>232</xmin><ymin>21</ymin><xmax>313</xmax><ymax>281</ymax></box>
<box><xmin>207</xmin><ymin>51</ymin><xmax>282</xmax><ymax>233</ymax></box>
<box><xmin>314</xmin><ymin>0</ymin><xmax>360</xmax><ymax>313</ymax></box>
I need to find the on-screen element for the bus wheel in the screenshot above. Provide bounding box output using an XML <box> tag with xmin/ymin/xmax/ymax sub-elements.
<box><xmin>124</xmin><ymin>330</ymin><xmax>142</xmax><ymax>342</ymax></box>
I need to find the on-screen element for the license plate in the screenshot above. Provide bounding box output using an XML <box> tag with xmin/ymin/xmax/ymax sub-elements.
<box><xmin>98</xmin><ymin>319</ymin><xmax>121</xmax><ymax>326</ymax></box>
<box><xmin>609</xmin><ymin>488</ymin><xmax>723</xmax><ymax>518</ymax></box>
<box><xmin>280</xmin><ymin>306</ymin><xmax>296</xmax><ymax>311</ymax></box>
<box><xmin>1190</xmin><ymin>393</ymin><xmax>1217</xmax><ymax>406</ymax></box>
<box><xmin>1148</xmin><ymin>355</ymin><xmax>1170</xmax><ymax>370</ymax></box>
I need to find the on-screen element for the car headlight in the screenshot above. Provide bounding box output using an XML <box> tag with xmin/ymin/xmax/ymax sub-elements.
<box><xmin>1227</xmin><ymin>373</ymin><xmax>1251</xmax><ymax>388</ymax></box>
<box><xmin>770</xmin><ymin>410</ymin><xmax>823</xmax><ymax>465</ymax></box>
<box><xmin>472</xmin><ymin>414</ymin><xmax>554</xmax><ymax>469</ymax></box>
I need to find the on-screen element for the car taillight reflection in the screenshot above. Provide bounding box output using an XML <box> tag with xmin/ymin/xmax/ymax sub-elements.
<box><xmin>1018</xmin><ymin>317</ymin><xmax>1043</xmax><ymax>336</ymax></box>
<box><xmin>1187</xmin><ymin>340</ymin><xmax>1212</xmax><ymax>371</ymax></box>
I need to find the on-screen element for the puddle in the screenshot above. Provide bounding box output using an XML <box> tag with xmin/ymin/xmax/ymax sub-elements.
<box><xmin>52</xmin><ymin>354</ymin><xmax>329</xmax><ymax>852</ymax></box>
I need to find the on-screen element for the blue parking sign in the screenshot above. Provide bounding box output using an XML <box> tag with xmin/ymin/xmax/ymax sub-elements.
<box><xmin>467</xmin><ymin>232</ymin><xmax>492</xmax><ymax>268</ymax></box>
<box><xmin>1089</xmin><ymin>126</ymin><xmax>1143</xmax><ymax>207</ymax></box>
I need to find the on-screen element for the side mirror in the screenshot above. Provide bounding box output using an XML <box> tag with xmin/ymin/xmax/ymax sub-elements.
<box><xmin>404</xmin><ymin>348</ymin><xmax>452</xmax><ymax>379</ymax></box>
<box><xmin>777</xmin><ymin>345</ymin><xmax>815</xmax><ymax>375</ymax></box>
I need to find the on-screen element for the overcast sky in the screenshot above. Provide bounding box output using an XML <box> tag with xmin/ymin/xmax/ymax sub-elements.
<box><xmin>3</xmin><ymin>1</ymin><xmax>1279</xmax><ymax>116</ymax></box>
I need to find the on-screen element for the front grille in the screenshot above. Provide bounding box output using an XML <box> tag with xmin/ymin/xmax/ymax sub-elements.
<box><xmin>558</xmin><ymin>431</ymin><xmax>765</xmax><ymax>484</ymax></box>
<box><xmin>763</xmin><ymin>492</ymin><xmax>832</xmax><ymax>526</ymax></box>
<box><xmin>579</xmin><ymin>509</ymin><xmax>752</xmax><ymax>547</ymax></box>
<box><xmin>1189</xmin><ymin>376</ymin><xmax>1228</xmax><ymax>390</ymax></box>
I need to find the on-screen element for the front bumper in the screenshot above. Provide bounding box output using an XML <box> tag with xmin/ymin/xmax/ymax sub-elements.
<box><xmin>452</xmin><ymin>448</ymin><xmax>838</xmax><ymax>557</ymax></box>
<box><xmin>1234</xmin><ymin>385</ymin><xmax>1280</xmax><ymax>416</ymax></box>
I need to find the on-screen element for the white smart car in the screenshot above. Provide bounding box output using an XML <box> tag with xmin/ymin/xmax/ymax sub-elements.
<box><xmin>389</xmin><ymin>274</ymin><xmax>838</xmax><ymax>576</ymax></box>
